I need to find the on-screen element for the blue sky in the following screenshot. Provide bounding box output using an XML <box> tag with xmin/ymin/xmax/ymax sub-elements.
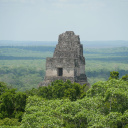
<box><xmin>0</xmin><ymin>0</ymin><xmax>128</xmax><ymax>41</ymax></box>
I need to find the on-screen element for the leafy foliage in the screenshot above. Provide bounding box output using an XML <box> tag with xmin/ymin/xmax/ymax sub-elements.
<box><xmin>0</xmin><ymin>82</ymin><xmax>8</xmax><ymax>95</ymax></box>
<box><xmin>109</xmin><ymin>71</ymin><xmax>119</xmax><ymax>80</ymax></box>
<box><xmin>0</xmin><ymin>118</ymin><xmax>20</xmax><ymax>126</ymax></box>
<box><xmin>0</xmin><ymin>82</ymin><xmax>27</xmax><ymax>127</ymax></box>
<box><xmin>122</xmin><ymin>74</ymin><xmax>128</xmax><ymax>81</ymax></box>
<box><xmin>21</xmin><ymin>77</ymin><xmax>128</xmax><ymax>128</ymax></box>
<box><xmin>27</xmin><ymin>80</ymin><xmax>88</xmax><ymax>101</ymax></box>
<box><xmin>0</xmin><ymin>73</ymin><xmax>128</xmax><ymax>127</ymax></box>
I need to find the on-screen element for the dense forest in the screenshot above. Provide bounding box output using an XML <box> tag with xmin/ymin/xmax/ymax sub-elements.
<box><xmin>0</xmin><ymin>44</ymin><xmax>128</xmax><ymax>127</ymax></box>
<box><xmin>0</xmin><ymin>72</ymin><xmax>128</xmax><ymax>127</ymax></box>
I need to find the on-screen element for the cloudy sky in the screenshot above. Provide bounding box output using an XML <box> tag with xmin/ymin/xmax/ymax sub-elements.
<box><xmin>0</xmin><ymin>0</ymin><xmax>128</xmax><ymax>41</ymax></box>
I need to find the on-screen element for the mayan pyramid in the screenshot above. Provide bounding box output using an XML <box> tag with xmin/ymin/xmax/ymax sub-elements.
<box><xmin>40</xmin><ymin>31</ymin><xmax>88</xmax><ymax>86</ymax></box>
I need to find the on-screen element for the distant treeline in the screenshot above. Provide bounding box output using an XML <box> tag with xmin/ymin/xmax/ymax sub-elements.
<box><xmin>0</xmin><ymin>56</ymin><xmax>45</xmax><ymax>60</ymax></box>
<box><xmin>0</xmin><ymin>40</ymin><xmax>128</xmax><ymax>48</ymax></box>
<box><xmin>0</xmin><ymin>46</ymin><xmax>55</xmax><ymax>52</ymax></box>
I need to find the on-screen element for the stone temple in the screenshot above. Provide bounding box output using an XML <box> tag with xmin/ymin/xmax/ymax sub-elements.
<box><xmin>41</xmin><ymin>31</ymin><xmax>88</xmax><ymax>86</ymax></box>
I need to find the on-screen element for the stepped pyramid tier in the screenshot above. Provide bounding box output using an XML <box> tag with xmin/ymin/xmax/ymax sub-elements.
<box><xmin>40</xmin><ymin>31</ymin><xmax>89</xmax><ymax>86</ymax></box>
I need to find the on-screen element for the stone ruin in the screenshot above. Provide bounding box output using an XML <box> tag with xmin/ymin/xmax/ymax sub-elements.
<box><xmin>40</xmin><ymin>31</ymin><xmax>88</xmax><ymax>86</ymax></box>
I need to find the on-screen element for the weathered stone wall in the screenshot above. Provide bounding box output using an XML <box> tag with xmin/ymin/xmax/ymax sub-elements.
<box><xmin>46</xmin><ymin>58</ymin><xmax>75</xmax><ymax>68</ymax></box>
<box><xmin>40</xmin><ymin>31</ymin><xmax>88</xmax><ymax>86</ymax></box>
<box><xmin>46</xmin><ymin>68</ymin><xmax>74</xmax><ymax>77</ymax></box>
